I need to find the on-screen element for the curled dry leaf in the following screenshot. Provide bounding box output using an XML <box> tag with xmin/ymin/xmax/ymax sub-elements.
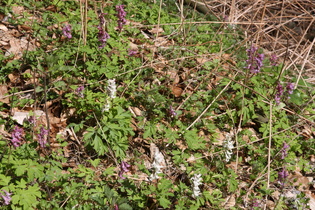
<box><xmin>129</xmin><ymin>106</ymin><xmax>142</xmax><ymax>116</ymax></box>
<box><xmin>12</xmin><ymin>6</ymin><xmax>24</xmax><ymax>15</ymax></box>
<box><xmin>187</xmin><ymin>154</ymin><xmax>197</xmax><ymax>163</ymax></box>
<box><xmin>0</xmin><ymin>85</ymin><xmax>9</xmax><ymax>104</ymax></box>
<box><xmin>196</xmin><ymin>56</ymin><xmax>210</xmax><ymax>64</ymax></box>
<box><xmin>8</xmin><ymin>73</ymin><xmax>21</xmax><ymax>84</ymax></box>
<box><xmin>212</xmin><ymin>128</ymin><xmax>225</xmax><ymax>146</ymax></box>
<box><xmin>12</xmin><ymin>110</ymin><xmax>45</xmax><ymax>125</ymax></box>
<box><xmin>224</xmin><ymin>195</ymin><xmax>236</xmax><ymax>208</ymax></box>
<box><xmin>0</xmin><ymin>24</ymin><xmax>8</xmax><ymax>31</ymax></box>
<box><xmin>129</xmin><ymin>42</ymin><xmax>138</xmax><ymax>51</ymax></box>
<box><xmin>149</xmin><ymin>27</ymin><xmax>164</xmax><ymax>34</ymax></box>
<box><xmin>171</xmin><ymin>85</ymin><xmax>183</xmax><ymax>97</ymax></box>
<box><xmin>167</xmin><ymin>70</ymin><xmax>180</xmax><ymax>84</ymax></box>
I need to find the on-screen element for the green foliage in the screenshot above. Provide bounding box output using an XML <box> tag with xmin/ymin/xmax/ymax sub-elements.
<box><xmin>0</xmin><ymin>0</ymin><xmax>314</xmax><ymax>209</ymax></box>
<box><xmin>83</xmin><ymin>105</ymin><xmax>134</xmax><ymax>158</ymax></box>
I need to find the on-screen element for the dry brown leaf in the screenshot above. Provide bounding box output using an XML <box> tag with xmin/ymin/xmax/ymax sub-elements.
<box><xmin>0</xmin><ymin>85</ymin><xmax>9</xmax><ymax>104</ymax></box>
<box><xmin>187</xmin><ymin>154</ymin><xmax>197</xmax><ymax>163</ymax></box>
<box><xmin>0</xmin><ymin>24</ymin><xmax>8</xmax><ymax>31</ymax></box>
<box><xmin>0</xmin><ymin>40</ymin><xmax>9</xmax><ymax>46</ymax></box>
<box><xmin>306</xmin><ymin>191</ymin><xmax>315</xmax><ymax>210</ymax></box>
<box><xmin>18</xmin><ymin>24</ymin><xmax>32</xmax><ymax>31</ymax></box>
<box><xmin>129</xmin><ymin>42</ymin><xmax>138</xmax><ymax>51</ymax></box>
<box><xmin>266</xmin><ymin>200</ymin><xmax>275</xmax><ymax>209</ymax></box>
<box><xmin>46</xmin><ymin>5</ymin><xmax>57</xmax><ymax>12</ymax></box>
<box><xmin>149</xmin><ymin>27</ymin><xmax>164</xmax><ymax>34</ymax></box>
<box><xmin>175</xmin><ymin>140</ymin><xmax>187</xmax><ymax>151</ymax></box>
<box><xmin>154</xmin><ymin>37</ymin><xmax>168</xmax><ymax>47</ymax></box>
<box><xmin>12</xmin><ymin>6</ymin><xmax>24</xmax><ymax>15</ymax></box>
<box><xmin>171</xmin><ymin>85</ymin><xmax>183</xmax><ymax>97</ymax></box>
<box><xmin>271</xmin><ymin>190</ymin><xmax>281</xmax><ymax>200</ymax></box>
<box><xmin>196</xmin><ymin>57</ymin><xmax>210</xmax><ymax>64</ymax></box>
<box><xmin>224</xmin><ymin>195</ymin><xmax>236</xmax><ymax>208</ymax></box>
<box><xmin>167</xmin><ymin>70</ymin><xmax>180</xmax><ymax>84</ymax></box>
<box><xmin>129</xmin><ymin>106</ymin><xmax>142</xmax><ymax>116</ymax></box>
<box><xmin>12</xmin><ymin>110</ymin><xmax>45</xmax><ymax>125</ymax></box>
<box><xmin>212</xmin><ymin>128</ymin><xmax>225</xmax><ymax>145</ymax></box>
<box><xmin>288</xmin><ymin>171</ymin><xmax>310</xmax><ymax>191</ymax></box>
<box><xmin>151</xmin><ymin>63</ymin><xmax>166</xmax><ymax>73</ymax></box>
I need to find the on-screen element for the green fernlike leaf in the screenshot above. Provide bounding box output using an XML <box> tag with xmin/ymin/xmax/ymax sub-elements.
<box><xmin>12</xmin><ymin>184</ymin><xmax>41</xmax><ymax>209</ymax></box>
<box><xmin>184</xmin><ymin>129</ymin><xmax>206</xmax><ymax>150</ymax></box>
<box><xmin>0</xmin><ymin>174</ymin><xmax>11</xmax><ymax>185</ymax></box>
<box><xmin>158</xmin><ymin>196</ymin><xmax>172</xmax><ymax>208</ymax></box>
<box><xmin>92</xmin><ymin>133</ymin><xmax>108</xmax><ymax>156</ymax></box>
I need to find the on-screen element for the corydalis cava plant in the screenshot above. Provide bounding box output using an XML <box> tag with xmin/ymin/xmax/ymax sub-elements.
<box><xmin>116</xmin><ymin>5</ymin><xmax>127</xmax><ymax>32</ymax></box>
<box><xmin>107</xmin><ymin>79</ymin><xmax>117</xmax><ymax>99</ymax></box>
<box><xmin>191</xmin><ymin>174</ymin><xmax>202</xmax><ymax>198</ymax></box>
<box><xmin>224</xmin><ymin>133</ymin><xmax>234</xmax><ymax>162</ymax></box>
<box><xmin>11</xmin><ymin>126</ymin><xmax>23</xmax><ymax>147</ymax></box>
<box><xmin>118</xmin><ymin>161</ymin><xmax>130</xmax><ymax>179</ymax></box>
<box><xmin>38</xmin><ymin>126</ymin><xmax>49</xmax><ymax>148</ymax></box>
<box><xmin>0</xmin><ymin>190</ymin><xmax>12</xmax><ymax>206</ymax></box>
<box><xmin>75</xmin><ymin>85</ymin><xmax>84</xmax><ymax>98</ymax></box>
<box><xmin>149</xmin><ymin>144</ymin><xmax>166</xmax><ymax>180</ymax></box>
<box><xmin>245</xmin><ymin>45</ymin><xmax>265</xmax><ymax>74</ymax></box>
<box><xmin>275</xmin><ymin>82</ymin><xmax>294</xmax><ymax>105</ymax></box>
<box><xmin>102</xmin><ymin>79</ymin><xmax>117</xmax><ymax>112</ymax></box>
<box><xmin>62</xmin><ymin>24</ymin><xmax>72</xmax><ymax>39</ymax></box>
<box><xmin>97</xmin><ymin>13</ymin><xmax>110</xmax><ymax>48</ymax></box>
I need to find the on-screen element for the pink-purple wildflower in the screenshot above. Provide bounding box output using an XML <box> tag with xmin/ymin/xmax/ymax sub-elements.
<box><xmin>281</xmin><ymin>142</ymin><xmax>290</xmax><ymax>159</ymax></box>
<box><xmin>37</xmin><ymin>126</ymin><xmax>49</xmax><ymax>148</ymax></box>
<box><xmin>278</xmin><ymin>167</ymin><xmax>289</xmax><ymax>186</ymax></box>
<box><xmin>128</xmin><ymin>49</ymin><xmax>138</xmax><ymax>56</ymax></box>
<box><xmin>275</xmin><ymin>82</ymin><xmax>294</xmax><ymax>104</ymax></box>
<box><xmin>245</xmin><ymin>45</ymin><xmax>265</xmax><ymax>73</ymax></box>
<box><xmin>76</xmin><ymin>85</ymin><xmax>85</xmax><ymax>98</ymax></box>
<box><xmin>249</xmin><ymin>198</ymin><xmax>260</xmax><ymax>209</ymax></box>
<box><xmin>0</xmin><ymin>190</ymin><xmax>12</xmax><ymax>205</ymax></box>
<box><xmin>114</xmin><ymin>204</ymin><xmax>119</xmax><ymax>210</ymax></box>
<box><xmin>286</xmin><ymin>82</ymin><xmax>294</xmax><ymax>95</ymax></box>
<box><xmin>118</xmin><ymin>161</ymin><xmax>130</xmax><ymax>179</ymax></box>
<box><xmin>62</xmin><ymin>24</ymin><xmax>72</xmax><ymax>39</ymax></box>
<box><xmin>275</xmin><ymin>83</ymin><xmax>284</xmax><ymax>105</ymax></box>
<box><xmin>270</xmin><ymin>53</ymin><xmax>278</xmax><ymax>66</ymax></box>
<box><xmin>11</xmin><ymin>126</ymin><xmax>23</xmax><ymax>147</ymax></box>
<box><xmin>169</xmin><ymin>105</ymin><xmax>177</xmax><ymax>117</ymax></box>
<box><xmin>116</xmin><ymin>5</ymin><xmax>127</xmax><ymax>32</ymax></box>
<box><xmin>97</xmin><ymin>13</ymin><xmax>110</xmax><ymax>48</ymax></box>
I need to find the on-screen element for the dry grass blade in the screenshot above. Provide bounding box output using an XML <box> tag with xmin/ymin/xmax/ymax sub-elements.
<box><xmin>187</xmin><ymin>0</ymin><xmax>315</xmax><ymax>82</ymax></box>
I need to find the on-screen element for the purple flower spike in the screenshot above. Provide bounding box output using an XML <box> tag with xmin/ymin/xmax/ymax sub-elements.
<box><xmin>245</xmin><ymin>45</ymin><xmax>265</xmax><ymax>73</ymax></box>
<box><xmin>11</xmin><ymin>126</ymin><xmax>23</xmax><ymax>148</ymax></box>
<box><xmin>278</xmin><ymin>167</ymin><xmax>289</xmax><ymax>186</ymax></box>
<box><xmin>76</xmin><ymin>85</ymin><xmax>85</xmax><ymax>98</ymax></box>
<box><xmin>62</xmin><ymin>24</ymin><xmax>72</xmax><ymax>39</ymax></box>
<box><xmin>270</xmin><ymin>53</ymin><xmax>278</xmax><ymax>66</ymax></box>
<box><xmin>98</xmin><ymin>13</ymin><xmax>110</xmax><ymax>48</ymax></box>
<box><xmin>114</xmin><ymin>204</ymin><xmax>119</xmax><ymax>210</ymax></box>
<box><xmin>286</xmin><ymin>82</ymin><xmax>294</xmax><ymax>95</ymax></box>
<box><xmin>128</xmin><ymin>49</ymin><xmax>138</xmax><ymax>56</ymax></box>
<box><xmin>116</xmin><ymin>5</ymin><xmax>127</xmax><ymax>32</ymax></box>
<box><xmin>118</xmin><ymin>161</ymin><xmax>130</xmax><ymax>179</ymax></box>
<box><xmin>281</xmin><ymin>142</ymin><xmax>290</xmax><ymax>159</ymax></box>
<box><xmin>0</xmin><ymin>190</ymin><xmax>12</xmax><ymax>205</ymax></box>
<box><xmin>169</xmin><ymin>105</ymin><xmax>177</xmax><ymax>117</ymax></box>
<box><xmin>275</xmin><ymin>83</ymin><xmax>284</xmax><ymax>105</ymax></box>
<box><xmin>37</xmin><ymin>126</ymin><xmax>49</xmax><ymax>148</ymax></box>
